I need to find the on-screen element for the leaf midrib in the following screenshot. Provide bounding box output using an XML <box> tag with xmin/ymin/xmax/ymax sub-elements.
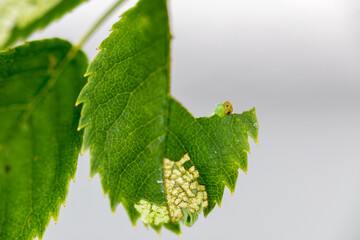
<box><xmin>0</xmin><ymin>46</ymin><xmax>79</xmax><ymax>146</ymax></box>
<box><xmin>0</xmin><ymin>46</ymin><xmax>77</xmax><ymax>239</ymax></box>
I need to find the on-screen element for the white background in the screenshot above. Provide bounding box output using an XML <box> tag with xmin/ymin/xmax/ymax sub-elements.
<box><xmin>29</xmin><ymin>0</ymin><xmax>360</xmax><ymax>239</ymax></box>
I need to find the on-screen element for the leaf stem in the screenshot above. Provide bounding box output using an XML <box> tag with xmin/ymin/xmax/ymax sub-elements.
<box><xmin>77</xmin><ymin>0</ymin><xmax>127</xmax><ymax>48</ymax></box>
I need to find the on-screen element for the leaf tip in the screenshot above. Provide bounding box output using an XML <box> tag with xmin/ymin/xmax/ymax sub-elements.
<box><xmin>80</xmin><ymin>146</ymin><xmax>87</xmax><ymax>155</ymax></box>
<box><xmin>240</xmin><ymin>165</ymin><xmax>248</xmax><ymax>175</ymax></box>
<box><xmin>110</xmin><ymin>202</ymin><xmax>117</xmax><ymax>214</ymax></box>
<box><xmin>89</xmin><ymin>168</ymin><xmax>97</xmax><ymax>179</ymax></box>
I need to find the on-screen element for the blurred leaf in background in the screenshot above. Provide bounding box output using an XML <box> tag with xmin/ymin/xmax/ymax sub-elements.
<box><xmin>0</xmin><ymin>0</ymin><xmax>86</xmax><ymax>49</ymax></box>
<box><xmin>0</xmin><ymin>38</ymin><xmax>87</xmax><ymax>239</ymax></box>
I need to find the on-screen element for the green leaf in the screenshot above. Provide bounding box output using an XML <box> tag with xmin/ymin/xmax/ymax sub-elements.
<box><xmin>0</xmin><ymin>0</ymin><xmax>86</xmax><ymax>49</ymax></box>
<box><xmin>0</xmin><ymin>39</ymin><xmax>87</xmax><ymax>239</ymax></box>
<box><xmin>77</xmin><ymin>0</ymin><xmax>259</xmax><ymax>234</ymax></box>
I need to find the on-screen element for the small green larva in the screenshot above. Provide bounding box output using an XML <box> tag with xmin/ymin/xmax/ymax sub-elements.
<box><xmin>212</xmin><ymin>101</ymin><xmax>233</xmax><ymax>117</ymax></box>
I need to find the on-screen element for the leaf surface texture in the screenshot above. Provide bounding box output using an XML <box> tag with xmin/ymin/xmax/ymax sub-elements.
<box><xmin>77</xmin><ymin>0</ymin><xmax>259</xmax><ymax>233</ymax></box>
<box><xmin>0</xmin><ymin>38</ymin><xmax>87</xmax><ymax>239</ymax></box>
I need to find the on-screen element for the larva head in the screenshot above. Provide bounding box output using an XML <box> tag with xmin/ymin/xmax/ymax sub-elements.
<box><xmin>223</xmin><ymin>101</ymin><xmax>233</xmax><ymax>115</ymax></box>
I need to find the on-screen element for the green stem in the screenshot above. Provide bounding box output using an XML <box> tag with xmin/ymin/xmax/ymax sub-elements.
<box><xmin>77</xmin><ymin>0</ymin><xmax>127</xmax><ymax>48</ymax></box>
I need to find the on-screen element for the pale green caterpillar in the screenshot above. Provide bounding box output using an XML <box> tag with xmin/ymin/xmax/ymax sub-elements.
<box><xmin>211</xmin><ymin>101</ymin><xmax>233</xmax><ymax>117</ymax></box>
